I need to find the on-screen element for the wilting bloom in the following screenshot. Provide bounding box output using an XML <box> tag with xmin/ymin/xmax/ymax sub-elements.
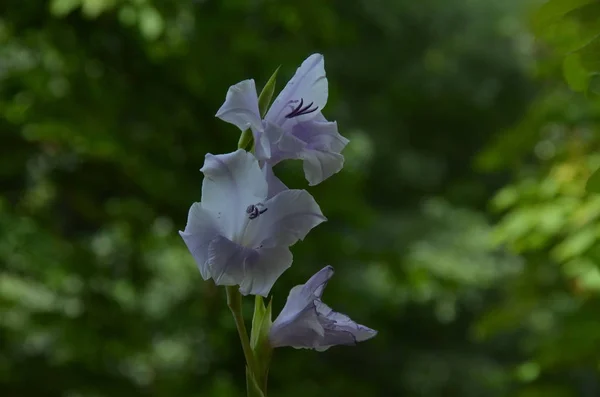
<box><xmin>179</xmin><ymin>149</ymin><xmax>326</xmax><ymax>296</ymax></box>
<box><xmin>269</xmin><ymin>266</ymin><xmax>377</xmax><ymax>351</ymax></box>
<box><xmin>216</xmin><ymin>54</ymin><xmax>349</xmax><ymax>186</ymax></box>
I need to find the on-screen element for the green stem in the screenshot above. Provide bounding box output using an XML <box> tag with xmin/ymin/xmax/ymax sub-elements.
<box><xmin>226</xmin><ymin>286</ymin><xmax>258</xmax><ymax>377</ymax></box>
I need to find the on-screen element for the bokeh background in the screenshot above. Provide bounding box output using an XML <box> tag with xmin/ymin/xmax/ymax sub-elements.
<box><xmin>3</xmin><ymin>0</ymin><xmax>600</xmax><ymax>396</ymax></box>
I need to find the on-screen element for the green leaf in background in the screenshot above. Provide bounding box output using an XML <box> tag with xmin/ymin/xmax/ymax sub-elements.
<box><xmin>532</xmin><ymin>0</ymin><xmax>600</xmax><ymax>92</ymax></box>
<box><xmin>562</xmin><ymin>53</ymin><xmax>589</xmax><ymax>92</ymax></box>
<box><xmin>586</xmin><ymin>167</ymin><xmax>600</xmax><ymax>192</ymax></box>
<box><xmin>11</xmin><ymin>0</ymin><xmax>600</xmax><ymax>395</ymax></box>
<box><xmin>531</xmin><ymin>0</ymin><xmax>595</xmax><ymax>35</ymax></box>
<box><xmin>49</xmin><ymin>0</ymin><xmax>81</xmax><ymax>16</ymax></box>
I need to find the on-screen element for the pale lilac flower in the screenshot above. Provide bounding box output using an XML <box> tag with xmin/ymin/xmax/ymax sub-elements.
<box><xmin>216</xmin><ymin>54</ymin><xmax>349</xmax><ymax>186</ymax></box>
<box><xmin>179</xmin><ymin>149</ymin><xmax>326</xmax><ymax>297</ymax></box>
<box><xmin>269</xmin><ymin>266</ymin><xmax>377</xmax><ymax>351</ymax></box>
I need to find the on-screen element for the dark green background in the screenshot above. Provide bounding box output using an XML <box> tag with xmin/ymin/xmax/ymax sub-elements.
<box><xmin>3</xmin><ymin>0</ymin><xmax>600</xmax><ymax>396</ymax></box>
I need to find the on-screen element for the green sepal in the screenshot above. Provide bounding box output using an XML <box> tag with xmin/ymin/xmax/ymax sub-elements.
<box><xmin>246</xmin><ymin>366</ymin><xmax>266</xmax><ymax>397</ymax></box>
<box><xmin>250</xmin><ymin>295</ymin><xmax>273</xmax><ymax>393</ymax></box>
<box><xmin>257</xmin><ymin>66</ymin><xmax>280</xmax><ymax>118</ymax></box>
<box><xmin>238</xmin><ymin>128</ymin><xmax>253</xmax><ymax>150</ymax></box>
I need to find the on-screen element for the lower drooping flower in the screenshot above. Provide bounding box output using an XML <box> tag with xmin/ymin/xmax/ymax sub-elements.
<box><xmin>179</xmin><ymin>149</ymin><xmax>326</xmax><ymax>297</ymax></box>
<box><xmin>269</xmin><ymin>266</ymin><xmax>377</xmax><ymax>351</ymax></box>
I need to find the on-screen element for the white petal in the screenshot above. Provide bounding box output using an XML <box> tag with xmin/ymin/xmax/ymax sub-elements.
<box><xmin>292</xmin><ymin>119</ymin><xmax>348</xmax><ymax>153</ymax></box>
<box><xmin>264</xmin><ymin>119</ymin><xmax>348</xmax><ymax>185</ymax></box>
<box><xmin>302</xmin><ymin>265</ymin><xmax>334</xmax><ymax>299</ymax></box>
<box><xmin>293</xmin><ymin>119</ymin><xmax>348</xmax><ymax>186</ymax></box>
<box><xmin>178</xmin><ymin>203</ymin><xmax>221</xmax><ymax>280</ymax></box>
<box><xmin>243</xmin><ymin>189</ymin><xmax>326</xmax><ymax>249</ymax></box>
<box><xmin>207</xmin><ymin>235</ymin><xmax>258</xmax><ymax>287</ymax></box>
<box><xmin>256</xmin><ymin>122</ymin><xmax>304</xmax><ymax>163</ymax></box>
<box><xmin>200</xmin><ymin>150</ymin><xmax>268</xmax><ymax>240</ymax></box>
<box><xmin>253</xmin><ymin>128</ymin><xmax>272</xmax><ymax>161</ymax></box>
<box><xmin>265</xmin><ymin>54</ymin><xmax>328</xmax><ymax>126</ymax></box>
<box><xmin>269</xmin><ymin>302</ymin><xmax>324</xmax><ymax>348</ymax></box>
<box><xmin>315</xmin><ymin>301</ymin><xmax>378</xmax><ymax>350</ymax></box>
<box><xmin>215</xmin><ymin>79</ymin><xmax>263</xmax><ymax>132</ymax></box>
<box><xmin>261</xmin><ymin>163</ymin><xmax>288</xmax><ymax>199</ymax></box>
<box><xmin>302</xmin><ymin>150</ymin><xmax>345</xmax><ymax>186</ymax></box>
<box><xmin>238</xmin><ymin>246</ymin><xmax>293</xmax><ymax>297</ymax></box>
<box><xmin>270</xmin><ymin>266</ymin><xmax>334</xmax><ymax>334</ymax></box>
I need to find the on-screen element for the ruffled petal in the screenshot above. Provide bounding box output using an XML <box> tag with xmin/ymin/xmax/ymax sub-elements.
<box><xmin>302</xmin><ymin>150</ymin><xmax>345</xmax><ymax>186</ymax></box>
<box><xmin>239</xmin><ymin>246</ymin><xmax>293</xmax><ymax>297</ymax></box>
<box><xmin>200</xmin><ymin>150</ymin><xmax>268</xmax><ymax>240</ymax></box>
<box><xmin>265</xmin><ymin>54</ymin><xmax>328</xmax><ymax>126</ymax></box>
<box><xmin>243</xmin><ymin>189</ymin><xmax>326</xmax><ymax>249</ymax></box>
<box><xmin>292</xmin><ymin>119</ymin><xmax>348</xmax><ymax>154</ymax></box>
<box><xmin>178</xmin><ymin>203</ymin><xmax>221</xmax><ymax>280</ymax></box>
<box><xmin>261</xmin><ymin>119</ymin><xmax>348</xmax><ymax>185</ymax></box>
<box><xmin>293</xmin><ymin>119</ymin><xmax>348</xmax><ymax>185</ymax></box>
<box><xmin>314</xmin><ymin>301</ymin><xmax>378</xmax><ymax>351</ymax></box>
<box><xmin>215</xmin><ymin>79</ymin><xmax>262</xmax><ymax>132</ymax></box>
<box><xmin>205</xmin><ymin>236</ymin><xmax>294</xmax><ymax>296</ymax></box>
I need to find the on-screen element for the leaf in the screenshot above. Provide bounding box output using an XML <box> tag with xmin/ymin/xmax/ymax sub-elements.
<box><xmin>587</xmin><ymin>73</ymin><xmax>600</xmax><ymax>94</ymax></box>
<box><xmin>532</xmin><ymin>0</ymin><xmax>595</xmax><ymax>35</ymax></box>
<box><xmin>586</xmin><ymin>168</ymin><xmax>600</xmax><ymax>193</ymax></box>
<box><xmin>532</xmin><ymin>0</ymin><xmax>600</xmax><ymax>92</ymax></box>
<box><xmin>551</xmin><ymin>225</ymin><xmax>596</xmax><ymax>262</ymax></box>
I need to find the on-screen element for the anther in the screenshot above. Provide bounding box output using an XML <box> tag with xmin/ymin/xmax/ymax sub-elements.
<box><xmin>246</xmin><ymin>203</ymin><xmax>267</xmax><ymax>220</ymax></box>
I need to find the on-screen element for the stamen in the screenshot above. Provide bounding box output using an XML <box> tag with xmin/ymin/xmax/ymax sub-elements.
<box><xmin>285</xmin><ymin>98</ymin><xmax>319</xmax><ymax>119</ymax></box>
<box><xmin>285</xmin><ymin>98</ymin><xmax>304</xmax><ymax>118</ymax></box>
<box><xmin>246</xmin><ymin>203</ymin><xmax>267</xmax><ymax>220</ymax></box>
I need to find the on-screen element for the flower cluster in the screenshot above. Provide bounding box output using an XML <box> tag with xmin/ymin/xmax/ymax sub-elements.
<box><xmin>180</xmin><ymin>54</ymin><xmax>376</xmax><ymax>354</ymax></box>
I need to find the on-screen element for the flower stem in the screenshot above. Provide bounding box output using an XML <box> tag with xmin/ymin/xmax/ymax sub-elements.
<box><xmin>226</xmin><ymin>286</ymin><xmax>258</xmax><ymax>378</ymax></box>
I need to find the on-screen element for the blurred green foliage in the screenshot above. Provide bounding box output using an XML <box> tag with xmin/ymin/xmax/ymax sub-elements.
<box><xmin>2</xmin><ymin>0</ymin><xmax>600</xmax><ymax>396</ymax></box>
<box><xmin>532</xmin><ymin>0</ymin><xmax>600</xmax><ymax>94</ymax></box>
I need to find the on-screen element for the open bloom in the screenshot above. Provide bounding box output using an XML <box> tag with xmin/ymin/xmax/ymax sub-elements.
<box><xmin>216</xmin><ymin>54</ymin><xmax>349</xmax><ymax>186</ymax></box>
<box><xmin>179</xmin><ymin>149</ymin><xmax>326</xmax><ymax>296</ymax></box>
<box><xmin>269</xmin><ymin>266</ymin><xmax>377</xmax><ymax>351</ymax></box>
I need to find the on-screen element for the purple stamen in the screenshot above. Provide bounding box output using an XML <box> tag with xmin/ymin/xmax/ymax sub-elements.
<box><xmin>285</xmin><ymin>98</ymin><xmax>319</xmax><ymax>119</ymax></box>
